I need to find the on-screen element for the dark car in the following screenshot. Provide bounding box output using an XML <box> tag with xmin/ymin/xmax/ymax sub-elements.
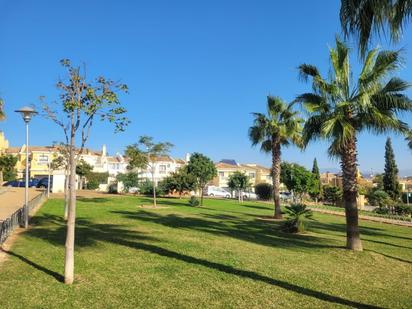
<box><xmin>3</xmin><ymin>179</ymin><xmax>39</xmax><ymax>187</ymax></box>
<box><xmin>36</xmin><ymin>177</ymin><xmax>53</xmax><ymax>189</ymax></box>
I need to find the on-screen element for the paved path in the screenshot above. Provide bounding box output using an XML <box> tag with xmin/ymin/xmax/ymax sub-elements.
<box><xmin>0</xmin><ymin>188</ymin><xmax>44</xmax><ymax>221</ymax></box>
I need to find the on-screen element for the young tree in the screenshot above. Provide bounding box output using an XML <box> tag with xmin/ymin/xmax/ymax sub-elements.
<box><xmin>227</xmin><ymin>171</ymin><xmax>250</xmax><ymax>203</ymax></box>
<box><xmin>340</xmin><ymin>0</ymin><xmax>412</xmax><ymax>56</ymax></box>
<box><xmin>0</xmin><ymin>154</ymin><xmax>18</xmax><ymax>183</ymax></box>
<box><xmin>116</xmin><ymin>171</ymin><xmax>140</xmax><ymax>193</ymax></box>
<box><xmin>42</xmin><ymin>59</ymin><xmax>129</xmax><ymax>284</ymax></box>
<box><xmin>310</xmin><ymin>158</ymin><xmax>322</xmax><ymax>203</ymax></box>
<box><xmin>76</xmin><ymin>159</ymin><xmax>93</xmax><ymax>189</ymax></box>
<box><xmin>160</xmin><ymin>167</ymin><xmax>196</xmax><ymax>198</ymax></box>
<box><xmin>280</xmin><ymin>162</ymin><xmax>314</xmax><ymax>201</ymax></box>
<box><xmin>383</xmin><ymin>137</ymin><xmax>400</xmax><ymax>199</ymax></box>
<box><xmin>323</xmin><ymin>185</ymin><xmax>343</xmax><ymax>206</ymax></box>
<box><xmin>126</xmin><ymin>136</ymin><xmax>173</xmax><ymax>207</ymax></box>
<box><xmin>296</xmin><ymin>38</ymin><xmax>412</xmax><ymax>250</ymax></box>
<box><xmin>186</xmin><ymin>153</ymin><xmax>217</xmax><ymax>206</ymax></box>
<box><xmin>249</xmin><ymin>96</ymin><xmax>303</xmax><ymax>219</ymax></box>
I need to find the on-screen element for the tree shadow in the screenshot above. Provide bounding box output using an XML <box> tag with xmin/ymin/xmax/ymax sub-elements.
<box><xmin>1</xmin><ymin>248</ymin><xmax>64</xmax><ymax>282</ymax></box>
<box><xmin>111</xmin><ymin>210</ymin><xmax>340</xmax><ymax>251</ymax></box>
<box><xmin>21</xmin><ymin>215</ymin><xmax>379</xmax><ymax>308</ymax></box>
<box><xmin>77</xmin><ymin>197</ymin><xmax>111</xmax><ymax>203</ymax></box>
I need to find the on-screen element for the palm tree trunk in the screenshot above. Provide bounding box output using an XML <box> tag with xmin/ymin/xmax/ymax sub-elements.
<box><xmin>271</xmin><ymin>139</ymin><xmax>282</xmax><ymax>219</ymax></box>
<box><xmin>341</xmin><ymin>137</ymin><xmax>363</xmax><ymax>251</ymax></box>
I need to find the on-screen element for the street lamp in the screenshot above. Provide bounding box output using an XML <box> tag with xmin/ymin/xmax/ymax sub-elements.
<box><xmin>15</xmin><ymin>106</ymin><xmax>37</xmax><ymax>228</ymax></box>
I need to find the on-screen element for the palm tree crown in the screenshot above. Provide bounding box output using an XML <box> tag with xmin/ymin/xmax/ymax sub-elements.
<box><xmin>296</xmin><ymin>38</ymin><xmax>412</xmax><ymax>157</ymax></box>
<box><xmin>340</xmin><ymin>0</ymin><xmax>412</xmax><ymax>56</ymax></box>
<box><xmin>249</xmin><ymin>96</ymin><xmax>302</xmax><ymax>151</ymax></box>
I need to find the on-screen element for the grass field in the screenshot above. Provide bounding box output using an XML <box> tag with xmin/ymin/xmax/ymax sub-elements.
<box><xmin>0</xmin><ymin>196</ymin><xmax>411</xmax><ymax>308</ymax></box>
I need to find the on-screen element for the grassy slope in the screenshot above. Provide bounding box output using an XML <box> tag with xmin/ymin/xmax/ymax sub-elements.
<box><xmin>0</xmin><ymin>196</ymin><xmax>411</xmax><ymax>308</ymax></box>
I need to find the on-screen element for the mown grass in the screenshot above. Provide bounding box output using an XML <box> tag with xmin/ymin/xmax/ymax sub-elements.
<box><xmin>0</xmin><ymin>196</ymin><xmax>411</xmax><ymax>308</ymax></box>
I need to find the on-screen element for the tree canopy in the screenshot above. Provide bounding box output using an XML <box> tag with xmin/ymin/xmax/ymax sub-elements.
<box><xmin>186</xmin><ymin>153</ymin><xmax>217</xmax><ymax>206</ymax></box>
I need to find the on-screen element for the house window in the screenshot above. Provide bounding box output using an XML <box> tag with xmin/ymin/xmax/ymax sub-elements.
<box><xmin>219</xmin><ymin>172</ymin><xmax>224</xmax><ymax>178</ymax></box>
<box><xmin>37</xmin><ymin>154</ymin><xmax>49</xmax><ymax>165</ymax></box>
<box><xmin>266</xmin><ymin>175</ymin><xmax>272</xmax><ymax>180</ymax></box>
<box><xmin>159</xmin><ymin>165</ymin><xmax>167</xmax><ymax>174</ymax></box>
<box><xmin>249</xmin><ymin>172</ymin><xmax>255</xmax><ymax>178</ymax></box>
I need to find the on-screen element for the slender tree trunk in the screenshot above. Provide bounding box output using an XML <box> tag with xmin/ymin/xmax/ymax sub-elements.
<box><xmin>200</xmin><ymin>185</ymin><xmax>204</xmax><ymax>206</ymax></box>
<box><xmin>341</xmin><ymin>137</ymin><xmax>363</xmax><ymax>251</ymax></box>
<box><xmin>271</xmin><ymin>139</ymin><xmax>282</xmax><ymax>219</ymax></box>
<box><xmin>64</xmin><ymin>120</ymin><xmax>77</xmax><ymax>284</ymax></box>
<box><xmin>152</xmin><ymin>171</ymin><xmax>156</xmax><ymax>207</ymax></box>
<box><xmin>238</xmin><ymin>189</ymin><xmax>241</xmax><ymax>203</ymax></box>
<box><xmin>64</xmin><ymin>166</ymin><xmax>69</xmax><ymax>220</ymax></box>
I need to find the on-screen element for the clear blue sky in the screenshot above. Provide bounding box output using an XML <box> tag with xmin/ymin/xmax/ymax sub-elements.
<box><xmin>0</xmin><ymin>0</ymin><xmax>411</xmax><ymax>174</ymax></box>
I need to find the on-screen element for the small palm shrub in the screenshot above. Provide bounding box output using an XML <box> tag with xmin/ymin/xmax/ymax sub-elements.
<box><xmin>188</xmin><ymin>196</ymin><xmax>200</xmax><ymax>207</ymax></box>
<box><xmin>282</xmin><ymin>204</ymin><xmax>313</xmax><ymax>233</ymax></box>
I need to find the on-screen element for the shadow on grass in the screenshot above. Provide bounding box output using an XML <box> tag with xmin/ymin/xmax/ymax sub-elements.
<box><xmin>1</xmin><ymin>248</ymin><xmax>64</xmax><ymax>282</ymax></box>
<box><xmin>77</xmin><ymin>197</ymin><xmax>111</xmax><ymax>203</ymax></box>
<box><xmin>21</xmin><ymin>215</ymin><xmax>379</xmax><ymax>308</ymax></box>
<box><xmin>111</xmin><ymin>210</ymin><xmax>340</xmax><ymax>251</ymax></box>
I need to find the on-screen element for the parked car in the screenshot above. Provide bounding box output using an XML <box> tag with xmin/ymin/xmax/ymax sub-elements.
<box><xmin>238</xmin><ymin>191</ymin><xmax>258</xmax><ymax>200</ymax></box>
<box><xmin>206</xmin><ymin>186</ymin><xmax>231</xmax><ymax>198</ymax></box>
<box><xmin>3</xmin><ymin>179</ymin><xmax>39</xmax><ymax>188</ymax></box>
<box><xmin>36</xmin><ymin>177</ymin><xmax>53</xmax><ymax>189</ymax></box>
<box><xmin>280</xmin><ymin>191</ymin><xmax>292</xmax><ymax>201</ymax></box>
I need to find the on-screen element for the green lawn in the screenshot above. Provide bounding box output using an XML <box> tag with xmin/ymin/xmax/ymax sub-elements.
<box><xmin>0</xmin><ymin>196</ymin><xmax>411</xmax><ymax>308</ymax></box>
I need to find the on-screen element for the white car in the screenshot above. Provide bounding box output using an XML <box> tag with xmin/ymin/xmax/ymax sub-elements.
<box><xmin>235</xmin><ymin>191</ymin><xmax>258</xmax><ymax>200</ymax></box>
<box><xmin>206</xmin><ymin>186</ymin><xmax>231</xmax><ymax>198</ymax></box>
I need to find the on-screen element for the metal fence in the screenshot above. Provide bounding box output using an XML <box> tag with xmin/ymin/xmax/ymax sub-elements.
<box><xmin>0</xmin><ymin>191</ymin><xmax>47</xmax><ymax>244</ymax></box>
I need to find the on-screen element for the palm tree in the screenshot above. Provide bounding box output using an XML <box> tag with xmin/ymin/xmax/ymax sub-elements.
<box><xmin>296</xmin><ymin>38</ymin><xmax>412</xmax><ymax>251</ymax></box>
<box><xmin>249</xmin><ymin>96</ymin><xmax>303</xmax><ymax>219</ymax></box>
<box><xmin>0</xmin><ymin>98</ymin><xmax>5</xmax><ymax>121</ymax></box>
<box><xmin>340</xmin><ymin>0</ymin><xmax>412</xmax><ymax>56</ymax></box>
<box><xmin>407</xmin><ymin>131</ymin><xmax>412</xmax><ymax>150</ymax></box>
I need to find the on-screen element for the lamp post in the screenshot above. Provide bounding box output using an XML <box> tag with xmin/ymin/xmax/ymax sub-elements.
<box><xmin>15</xmin><ymin>106</ymin><xmax>37</xmax><ymax>228</ymax></box>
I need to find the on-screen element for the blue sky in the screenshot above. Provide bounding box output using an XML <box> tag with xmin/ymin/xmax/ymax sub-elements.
<box><xmin>0</xmin><ymin>0</ymin><xmax>411</xmax><ymax>174</ymax></box>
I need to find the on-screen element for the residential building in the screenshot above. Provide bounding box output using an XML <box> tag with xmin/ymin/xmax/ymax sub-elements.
<box><xmin>137</xmin><ymin>156</ymin><xmax>186</xmax><ymax>184</ymax></box>
<box><xmin>212</xmin><ymin>160</ymin><xmax>274</xmax><ymax>191</ymax></box>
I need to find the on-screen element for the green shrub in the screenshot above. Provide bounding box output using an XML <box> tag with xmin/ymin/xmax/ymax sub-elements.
<box><xmin>138</xmin><ymin>179</ymin><xmax>165</xmax><ymax>196</ymax></box>
<box><xmin>188</xmin><ymin>196</ymin><xmax>200</xmax><ymax>207</ymax></box>
<box><xmin>374</xmin><ymin>207</ymin><xmax>390</xmax><ymax>214</ymax></box>
<box><xmin>366</xmin><ymin>189</ymin><xmax>393</xmax><ymax>207</ymax></box>
<box><xmin>394</xmin><ymin>204</ymin><xmax>412</xmax><ymax>216</ymax></box>
<box><xmin>282</xmin><ymin>204</ymin><xmax>313</xmax><ymax>233</ymax></box>
<box><xmin>87</xmin><ymin>179</ymin><xmax>100</xmax><ymax>190</ymax></box>
<box><xmin>254</xmin><ymin>183</ymin><xmax>273</xmax><ymax>200</ymax></box>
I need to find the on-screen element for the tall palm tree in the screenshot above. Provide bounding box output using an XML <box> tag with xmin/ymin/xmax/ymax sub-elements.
<box><xmin>296</xmin><ymin>38</ymin><xmax>412</xmax><ymax>251</ymax></box>
<box><xmin>249</xmin><ymin>96</ymin><xmax>303</xmax><ymax>219</ymax></box>
<box><xmin>340</xmin><ymin>0</ymin><xmax>412</xmax><ymax>56</ymax></box>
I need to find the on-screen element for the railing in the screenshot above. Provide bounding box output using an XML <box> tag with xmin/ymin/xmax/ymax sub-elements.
<box><xmin>0</xmin><ymin>191</ymin><xmax>47</xmax><ymax>244</ymax></box>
